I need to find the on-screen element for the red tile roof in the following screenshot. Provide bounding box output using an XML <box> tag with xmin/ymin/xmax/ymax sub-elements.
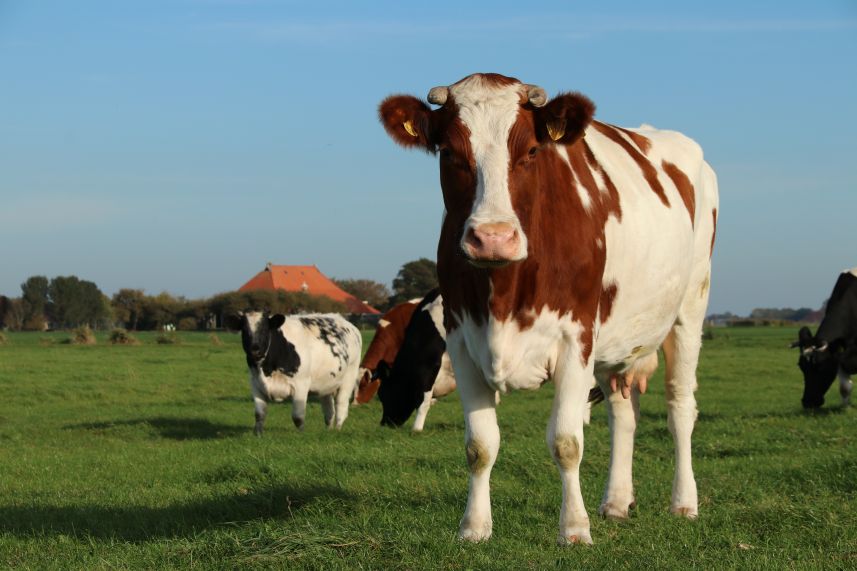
<box><xmin>239</xmin><ymin>264</ymin><xmax>380</xmax><ymax>314</ymax></box>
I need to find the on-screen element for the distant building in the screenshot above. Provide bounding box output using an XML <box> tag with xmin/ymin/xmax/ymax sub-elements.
<box><xmin>238</xmin><ymin>263</ymin><xmax>380</xmax><ymax>315</ymax></box>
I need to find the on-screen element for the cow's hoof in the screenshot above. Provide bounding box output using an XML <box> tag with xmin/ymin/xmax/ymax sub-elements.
<box><xmin>670</xmin><ymin>506</ymin><xmax>698</xmax><ymax>519</ymax></box>
<box><xmin>458</xmin><ymin>520</ymin><xmax>492</xmax><ymax>542</ymax></box>
<box><xmin>557</xmin><ymin>528</ymin><xmax>593</xmax><ymax>546</ymax></box>
<box><xmin>599</xmin><ymin>500</ymin><xmax>634</xmax><ymax>520</ymax></box>
<box><xmin>292</xmin><ymin>418</ymin><xmax>305</xmax><ymax>431</ymax></box>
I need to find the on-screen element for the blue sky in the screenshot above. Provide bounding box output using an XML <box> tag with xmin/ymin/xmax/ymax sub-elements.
<box><xmin>1</xmin><ymin>0</ymin><xmax>855</xmax><ymax>315</ymax></box>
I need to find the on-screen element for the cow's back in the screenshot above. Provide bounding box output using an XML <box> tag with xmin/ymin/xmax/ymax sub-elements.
<box><xmin>589</xmin><ymin>124</ymin><xmax>719</xmax><ymax>368</ymax></box>
<box><xmin>282</xmin><ymin>314</ymin><xmax>362</xmax><ymax>392</ymax></box>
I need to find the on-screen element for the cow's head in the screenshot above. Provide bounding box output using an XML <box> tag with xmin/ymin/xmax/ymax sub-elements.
<box><xmin>225</xmin><ymin>311</ymin><xmax>286</xmax><ymax>364</ymax></box>
<box><xmin>791</xmin><ymin>326</ymin><xmax>838</xmax><ymax>408</ymax></box>
<box><xmin>379</xmin><ymin>73</ymin><xmax>595</xmax><ymax>267</ymax></box>
<box><xmin>376</xmin><ymin>360</ymin><xmax>425</xmax><ymax>427</ymax></box>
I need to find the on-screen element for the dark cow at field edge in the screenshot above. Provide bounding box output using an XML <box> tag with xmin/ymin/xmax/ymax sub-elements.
<box><xmin>355</xmin><ymin>298</ymin><xmax>421</xmax><ymax>404</ymax></box>
<box><xmin>380</xmin><ymin>73</ymin><xmax>718</xmax><ymax>544</ymax></box>
<box><xmin>791</xmin><ymin>268</ymin><xmax>857</xmax><ymax>409</ymax></box>
<box><xmin>377</xmin><ymin>289</ymin><xmax>457</xmax><ymax>431</ymax></box>
<box><xmin>226</xmin><ymin>312</ymin><xmax>362</xmax><ymax>434</ymax></box>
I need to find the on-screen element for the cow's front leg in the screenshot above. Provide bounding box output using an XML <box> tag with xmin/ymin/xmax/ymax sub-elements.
<box><xmin>549</xmin><ymin>349</ymin><xmax>595</xmax><ymax>545</ymax></box>
<box><xmin>321</xmin><ymin>394</ymin><xmax>336</xmax><ymax>428</ymax></box>
<box><xmin>411</xmin><ymin>390</ymin><xmax>433</xmax><ymax>432</ymax></box>
<box><xmin>449</xmin><ymin>335</ymin><xmax>499</xmax><ymax>542</ymax></box>
<box><xmin>597</xmin><ymin>376</ymin><xmax>640</xmax><ymax>520</ymax></box>
<box><xmin>839</xmin><ymin>369</ymin><xmax>853</xmax><ymax>407</ymax></box>
<box><xmin>253</xmin><ymin>396</ymin><xmax>268</xmax><ymax>436</ymax></box>
<box><xmin>291</xmin><ymin>381</ymin><xmax>310</xmax><ymax>430</ymax></box>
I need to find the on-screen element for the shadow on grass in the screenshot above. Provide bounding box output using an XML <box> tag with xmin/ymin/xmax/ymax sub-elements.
<box><xmin>0</xmin><ymin>484</ymin><xmax>352</xmax><ymax>540</ymax></box>
<box><xmin>64</xmin><ymin>417</ymin><xmax>248</xmax><ymax>440</ymax></box>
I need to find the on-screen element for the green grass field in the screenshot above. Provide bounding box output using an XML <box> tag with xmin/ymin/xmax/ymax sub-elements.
<box><xmin>0</xmin><ymin>327</ymin><xmax>853</xmax><ymax>569</ymax></box>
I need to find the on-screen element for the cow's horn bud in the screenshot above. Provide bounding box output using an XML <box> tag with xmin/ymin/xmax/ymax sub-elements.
<box><xmin>427</xmin><ymin>86</ymin><xmax>449</xmax><ymax>105</ymax></box>
<box><xmin>523</xmin><ymin>84</ymin><xmax>548</xmax><ymax>107</ymax></box>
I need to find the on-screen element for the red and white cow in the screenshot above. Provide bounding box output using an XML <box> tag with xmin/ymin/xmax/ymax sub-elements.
<box><xmin>380</xmin><ymin>73</ymin><xmax>718</xmax><ymax>545</ymax></box>
<box><xmin>355</xmin><ymin>299</ymin><xmax>421</xmax><ymax>404</ymax></box>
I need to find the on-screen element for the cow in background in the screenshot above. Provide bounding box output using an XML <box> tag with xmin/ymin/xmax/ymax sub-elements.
<box><xmin>380</xmin><ymin>73</ymin><xmax>718</xmax><ymax>544</ymax></box>
<box><xmin>377</xmin><ymin>289</ymin><xmax>457</xmax><ymax>431</ymax></box>
<box><xmin>791</xmin><ymin>268</ymin><xmax>857</xmax><ymax>408</ymax></box>
<box><xmin>355</xmin><ymin>298</ymin><xmax>421</xmax><ymax>404</ymax></box>
<box><xmin>227</xmin><ymin>312</ymin><xmax>362</xmax><ymax>434</ymax></box>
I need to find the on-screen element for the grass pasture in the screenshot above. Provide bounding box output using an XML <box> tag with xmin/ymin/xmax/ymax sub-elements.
<box><xmin>0</xmin><ymin>327</ymin><xmax>853</xmax><ymax>569</ymax></box>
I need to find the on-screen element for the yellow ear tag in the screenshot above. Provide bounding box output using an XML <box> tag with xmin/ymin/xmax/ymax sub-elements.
<box><xmin>547</xmin><ymin>121</ymin><xmax>565</xmax><ymax>141</ymax></box>
<box><xmin>403</xmin><ymin>120</ymin><xmax>418</xmax><ymax>137</ymax></box>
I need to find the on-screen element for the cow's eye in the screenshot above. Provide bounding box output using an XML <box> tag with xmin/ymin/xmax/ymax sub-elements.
<box><xmin>528</xmin><ymin>146</ymin><xmax>539</xmax><ymax>158</ymax></box>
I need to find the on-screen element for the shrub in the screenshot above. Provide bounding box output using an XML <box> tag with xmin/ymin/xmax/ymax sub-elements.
<box><xmin>209</xmin><ymin>333</ymin><xmax>223</xmax><ymax>346</ymax></box>
<box><xmin>69</xmin><ymin>325</ymin><xmax>97</xmax><ymax>345</ymax></box>
<box><xmin>156</xmin><ymin>332</ymin><xmax>180</xmax><ymax>345</ymax></box>
<box><xmin>177</xmin><ymin>317</ymin><xmax>198</xmax><ymax>331</ymax></box>
<box><xmin>109</xmin><ymin>328</ymin><xmax>140</xmax><ymax>346</ymax></box>
<box><xmin>0</xmin><ymin>332</ymin><xmax>7</xmax><ymax>345</ymax></box>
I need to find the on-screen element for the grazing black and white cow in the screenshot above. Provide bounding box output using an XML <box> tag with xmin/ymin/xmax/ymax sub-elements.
<box><xmin>791</xmin><ymin>268</ymin><xmax>857</xmax><ymax>409</ymax></box>
<box><xmin>226</xmin><ymin>312</ymin><xmax>362</xmax><ymax>433</ymax></box>
<box><xmin>377</xmin><ymin>289</ymin><xmax>457</xmax><ymax>431</ymax></box>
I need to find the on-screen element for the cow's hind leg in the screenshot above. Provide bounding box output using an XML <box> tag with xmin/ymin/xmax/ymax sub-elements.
<box><xmin>449</xmin><ymin>335</ymin><xmax>499</xmax><ymax>542</ymax></box>
<box><xmin>291</xmin><ymin>381</ymin><xmax>310</xmax><ymax>430</ymax></box>
<box><xmin>597</xmin><ymin>376</ymin><xmax>640</xmax><ymax>520</ymax></box>
<box><xmin>321</xmin><ymin>394</ymin><xmax>336</xmax><ymax>428</ymax></box>
<box><xmin>333</xmin><ymin>363</ymin><xmax>360</xmax><ymax>429</ymax></box>
<box><xmin>549</xmin><ymin>347</ymin><xmax>595</xmax><ymax>545</ymax></box>
<box><xmin>661</xmin><ymin>278</ymin><xmax>709</xmax><ymax>519</ymax></box>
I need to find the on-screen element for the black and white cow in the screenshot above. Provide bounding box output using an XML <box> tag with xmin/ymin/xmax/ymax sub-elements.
<box><xmin>791</xmin><ymin>268</ymin><xmax>857</xmax><ymax>409</ymax></box>
<box><xmin>377</xmin><ymin>289</ymin><xmax>457</xmax><ymax>431</ymax></box>
<box><xmin>227</xmin><ymin>312</ymin><xmax>362</xmax><ymax>433</ymax></box>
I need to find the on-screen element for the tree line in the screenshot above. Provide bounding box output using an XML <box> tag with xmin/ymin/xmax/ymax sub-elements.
<box><xmin>0</xmin><ymin>258</ymin><xmax>438</xmax><ymax>331</ymax></box>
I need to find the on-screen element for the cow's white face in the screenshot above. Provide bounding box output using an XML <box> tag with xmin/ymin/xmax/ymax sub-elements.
<box><xmin>379</xmin><ymin>73</ymin><xmax>594</xmax><ymax>268</ymax></box>
<box><xmin>449</xmin><ymin>76</ymin><xmax>529</xmax><ymax>265</ymax></box>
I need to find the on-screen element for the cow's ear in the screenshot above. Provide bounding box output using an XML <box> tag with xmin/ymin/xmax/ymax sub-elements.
<box><xmin>224</xmin><ymin>314</ymin><xmax>243</xmax><ymax>331</ymax></box>
<box><xmin>379</xmin><ymin>95</ymin><xmax>436</xmax><ymax>152</ymax></box>
<box><xmin>268</xmin><ymin>314</ymin><xmax>286</xmax><ymax>330</ymax></box>
<box><xmin>534</xmin><ymin>92</ymin><xmax>595</xmax><ymax>145</ymax></box>
<box><xmin>798</xmin><ymin>326</ymin><xmax>813</xmax><ymax>347</ymax></box>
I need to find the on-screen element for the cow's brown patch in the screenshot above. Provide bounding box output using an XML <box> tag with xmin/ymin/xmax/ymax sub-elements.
<box><xmin>583</xmin><ymin>140</ymin><xmax>622</xmax><ymax>222</ymax></box>
<box><xmin>599</xmin><ymin>283</ymin><xmax>618</xmax><ymax>325</ymax></box>
<box><xmin>614</xmin><ymin>125</ymin><xmax>652</xmax><ymax>154</ymax></box>
<box><xmin>592</xmin><ymin>121</ymin><xmax>669</xmax><ymax>207</ymax></box>
<box><xmin>710</xmin><ymin>208</ymin><xmax>718</xmax><ymax>259</ymax></box>
<box><xmin>662</xmin><ymin>160</ymin><xmax>696</xmax><ymax>226</ymax></box>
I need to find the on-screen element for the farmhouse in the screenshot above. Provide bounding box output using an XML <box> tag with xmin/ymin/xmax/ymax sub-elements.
<box><xmin>239</xmin><ymin>263</ymin><xmax>380</xmax><ymax>315</ymax></box>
